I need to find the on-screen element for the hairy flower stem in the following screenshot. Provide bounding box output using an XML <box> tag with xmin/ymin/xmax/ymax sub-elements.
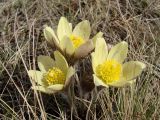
<box><xmin>130</xmin><ymin>81</ymin><xmax>136</xmax><ymax>117</ymax></box>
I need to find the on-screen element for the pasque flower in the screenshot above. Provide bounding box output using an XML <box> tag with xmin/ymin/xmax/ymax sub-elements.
<box><xmin>92</xmin><ymin>38</ymin><xmax>146</xmax><ymax>87</ymax></box>
<box><xmin>28</xmin><ymin>51</ymin><xmax>75</xmax><ymax>94</ymax></box>
<box><xmin>43</xmin><ymin>17</ymin><xmax>102</xmax><ymax>59</ymax></box>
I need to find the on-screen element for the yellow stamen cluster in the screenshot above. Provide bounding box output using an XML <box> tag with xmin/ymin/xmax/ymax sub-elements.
<box><xmin>96</xmin><ymin>60</ymin><xmax>122</xmax><ymax>84</ymax></box>
<box><xmin>44</xmin><ymin>67</ymin><xmax>65</xmax><ymax>86</ymax></box>
<box><xmin>70</xmin><ymin>35</ymin><xmax>84</xmax><ymax>48</ymax></box>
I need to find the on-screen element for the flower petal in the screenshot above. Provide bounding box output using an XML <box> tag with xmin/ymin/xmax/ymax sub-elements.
<box><xmin>108</xmin><ymin>79</ymin><xmax>137</xmax><ymax>87</ymax></box>
<box><xmin>47</xmin><ymin>84</ymin><xmax>64</xmax><ymax>91</ymax></box>
<box><xmin>28</xmin><ymin>70</ymin><xmax>44</xmax><ymax>85</ymax></box>
<box><xmin>93</xmin><ymin>74</ymin><xmax>109</xmax><ymax>88</ymax></box>
<box><xmin>32</xmin><ymin>86</ymin><xmax>56</xmax><ymax>94</ymax></box>
<box><xmin>107</xmin><ymin>41</ymin><xmax>128</xmax><ymax>63</ymax></box>
<box><xmin>59</xmin><ymin>36</ymin><xmax>75</xmax><ymax>55</ymax></box>
<box><xmin>91</xmin><ymin>38</ymin><xmax>108</xmax><ymax>72</ymax></box>
<box><xmin>108</xmin><ymin>80</ymin><xmax>128</xmax><ymax>87</ymax></box>
<box><xmin>43</xmin><ymin>26</ymin><xmax>59</xmax><ymax>47</ymax></box>
<box><xmin>65</xmin><ymin>67</ymin><xmax>75</xmax><ymax>87</ymax></box>
<box><xmin>127</xmin><ymin>79</ymin><xmax>136</xmax><ymax>85</ymax></box>
<box><xmin>57</xmin><ymin>17</ymin><xmax>72</xmax><ymax>41</ymax></box>
<box><xmin>69</xmin><ymin>23</ymin><xmax>72</xmax><ymax>31</ymax></box>
<box><xmin>54</xmin><ymin>51</ymin><xmax>68</xmax><ymax>75</ymax></box>
<box><xmin>74</xmin><ymin>40</ymin><xmax>94</xmax><ymax>58</ymax></box>
<box><xmin>73</xmin><ymin>20</ymin><xmax>91</xmax><ymax>41</ymax></box>
<box><xmin>122</xmin><ymin>61</ymin><xmax>146</xmax><ymax>81</ymax></box>
<box><xmin>38</xmin><ymin>55</ymin><xmax>55</xmax><ymax>72</ymax></box>
<box><xmin>92</xmin><ymin>31</ymin><xmax>103</xmax><ymax>46</ymax></box>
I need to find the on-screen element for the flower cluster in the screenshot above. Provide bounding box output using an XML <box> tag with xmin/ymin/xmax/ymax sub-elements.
<box><xmin>28</xmin><ymin>51</ymin><xmax>74</xmax><ymax>93</ymax></box>
<box><xmin>28</xmin><ymin>17</ymin><xmax>146</xmax><ymax>94</ymax></box>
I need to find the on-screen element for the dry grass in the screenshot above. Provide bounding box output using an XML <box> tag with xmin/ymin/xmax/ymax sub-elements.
<box><xmin>0</xmin><ymin>0</ymin><xmax>160</xmax><ymax>119</ymax></box>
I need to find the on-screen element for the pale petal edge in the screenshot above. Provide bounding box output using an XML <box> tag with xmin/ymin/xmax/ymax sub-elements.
<box><xmin>54</xmin><ymin>51</ymin><xmax>68</xmax><ymax>75</ymax></box>
<box><xmin>47</xmin><ymin>84</ymin><xmax>64</xmax><ymax>91</ymax></box>
<box><xmin>93</xmin><ymin>74</ymin><xmax>109</xmax><ymax>88</ymax></box>
<box><xmin>64</xmin><ymin>67</ymin><xmax>75</xmax><ymax>87</ymax></box>
<box><xmin>32</xmin><ymin>86</ymin><xmax>57</xmax><ymax>94</ymax></box>
<box><xmin>73</xmin><ymin>20</ymin><xmax>91</xmax><ymax>41</ymax></box>
<box><xmin>109</xmin><ymin>79</ymin><xmax>137</xmax><ymax>87</ymax></box>
<box><xmin>43</xmin><ymin>26</ymin><xmax>59</xmax><ymax>46</ymax></box>
<box><xmin>37</xmin><ymin>55</ymin><xmax>55</xmax><ymax>72</ymax></box>
<box><xmin>92</xmin><ymin>31</ymin><xmax>103</xmax><ymax>46</ymax></box>
<box><xmin>121</xmin><ymin>61</ymin><xmax>146</xmax><ymax>81</ymax></box>
<box><xmin>74</xmin><ymin>40</ymin><xmax>94</xmax><ymax>58</ymax></box>
<box><xmin>59</xmin><ymin>36</ymin><xmax>75</xmax><ymax>56</ymax></box>
<box><xmin>28</xmin><ymin>70</ymin><xmax>44</xmax><ymax>85</ymax></box>
<box><xmin>92</xmin><ymin>38</ymin><xmax>108</xmax><ymax>72</ymax></box>
<box><xmin>107</xmin><ymin>41</ymin><xmax>128</xmax><ymax>63</ymax></box>
<box><xmin>108</xmin><ymin>80</ymin><xmax>128</xmax><ymax>87</ymax></box>
<box><xmin>57</xmin><ymin>17</ymin><xmax>72</xmax><ymax>41</ymax></box>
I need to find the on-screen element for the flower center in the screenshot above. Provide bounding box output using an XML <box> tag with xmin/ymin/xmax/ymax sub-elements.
<box><xmin>69</xmin><ymin>35</ymin><xmax>84</xmax><ymax>48</ymax></box>
<box><xmin>96</xmin><ymin>60</ymin><xmax>122</xmax><ymax>84</ymax></box>
<box><xmin>44</xmin><ymin>67</ymin><xmax>65</xmax><ymax>86</ymax></box>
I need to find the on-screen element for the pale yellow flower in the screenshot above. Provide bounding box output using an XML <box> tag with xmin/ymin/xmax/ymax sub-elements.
<box><xmin>43</xmin><ymin>17</ymin><xmax>103</xmax><ymax>58</ymax></box>
<box><xmin>28</xmin><ymin>51</ymin><xmax>75</xmax><ymax>94</ymax></box>
<box><xmin>92</xmin><ymin>38</ymin><xmax>146</xmax><ymax>87</ymax></box>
